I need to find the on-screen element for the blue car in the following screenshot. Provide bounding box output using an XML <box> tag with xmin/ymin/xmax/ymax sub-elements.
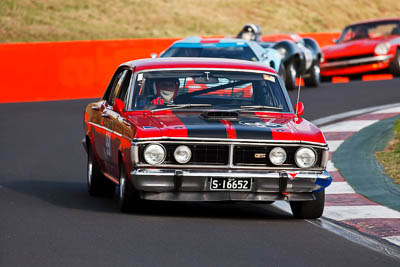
<box><xmin>160</xmin><ymin>37</ymin><xmax>285</xmax><ymax>78</ymax></box>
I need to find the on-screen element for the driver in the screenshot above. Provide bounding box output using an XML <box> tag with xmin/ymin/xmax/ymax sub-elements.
<box><xmin>152</xmin><ymin>78</ymin><xmax>180</xmax><ymax>105</ymax></box>
<box><xmin>236</xmin><ymin>24</ymin><xmax>262</xmax><ymax>41</ymax></box>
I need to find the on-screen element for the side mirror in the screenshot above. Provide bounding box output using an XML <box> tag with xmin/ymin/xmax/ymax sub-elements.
<box><xmin>294</xmin><ymin>101</ymin><xmax>304</xmax><ymax>117</ymax></box>
<box><xmin>113</xmin><ymin>98</ymin><xmax>125</xmax><ymax>114</ymax></box>
<box><xmin>332</xmin><ymin>38</ymin><xmax>339</xmax><ymax>44</ymax></box>
<box><xmin>150</xmin><ymin>53</ymin><xmax>158</xmax><ymax>58</ymax></box>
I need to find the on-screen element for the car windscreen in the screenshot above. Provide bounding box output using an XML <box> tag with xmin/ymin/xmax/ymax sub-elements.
<box><xmin>130</xmin><ymin>70</ymin><xmax>289</xmax><ymax>112</ymax></box>
<box><xmin>161</xmin><ymin>46</ymin><xmax>258</xmax><ymax>61</ymax></box>
<box><xmin>339</xmin><ymin>21</ymin><xmax>400</xmax><ymax>42</ymax></box>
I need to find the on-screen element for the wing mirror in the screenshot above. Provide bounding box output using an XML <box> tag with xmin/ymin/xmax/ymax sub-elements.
<box><xmin>150</xmin><ymin>53</ymin><xmax>158</xmax><ymax>58</ymax></box>
<box><xmin>333</xmin><ymin>38</ymin><xmax>339</xmax><ymax>44</ymax></box>
<box><xmin>294</xmin><ymin>101</ymin><xmax>304</xmax><ymax>117</ymax></box>
<box><xmin>113</xmin><ymin>98</ymin><xmax>125</xmax><ymax>114</ymax></box>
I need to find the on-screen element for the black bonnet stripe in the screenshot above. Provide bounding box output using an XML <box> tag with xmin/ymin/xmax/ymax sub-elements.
<box><xmin>175</xmin><ymin>113</ymin><xmax>227</xmax><ymax>138</ymax></box>
<box><xmin>232</xmin><ymin>115</ymin><xmax>273</xmax><ymax>140</ymax></box>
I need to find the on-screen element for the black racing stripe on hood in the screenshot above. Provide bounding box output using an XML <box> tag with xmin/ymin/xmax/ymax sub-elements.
<box><xmin>175</xmin><ymin>113</ymin><xmax>227</xmax><ymax>138</ymax></box>
<box><xmin>232</xmin><ymin>115</ymin><xmax>273</xmax><ymax>140</ymax></box>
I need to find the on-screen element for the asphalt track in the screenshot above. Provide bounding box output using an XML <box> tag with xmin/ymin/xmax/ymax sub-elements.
<box><xmin>1</xmin><ymin>79</ymin><xmax>400</xmax><ymax>266</ymax></box>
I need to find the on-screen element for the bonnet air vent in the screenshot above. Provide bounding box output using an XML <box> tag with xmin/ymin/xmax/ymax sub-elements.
<box><xmin>201</xmin><ymin>111</ymin><xmax>239</xmax><ymax>121</ymax></box>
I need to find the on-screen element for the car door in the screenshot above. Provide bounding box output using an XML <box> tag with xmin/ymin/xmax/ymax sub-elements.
<box><xmin>102</xmin><ymin>68</ymin><xmax>131</xmax><ymax>178</ymax></box>
<box><xmin>90</xmin><ymin>69</ymin><xmax>125</xmax><ymax>170</ymax></box>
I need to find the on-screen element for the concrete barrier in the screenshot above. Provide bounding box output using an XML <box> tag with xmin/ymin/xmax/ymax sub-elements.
<box><xmin>0</xmin><ymin>33</ymin><xmax>340</xmax><ymax>103</ymax></box>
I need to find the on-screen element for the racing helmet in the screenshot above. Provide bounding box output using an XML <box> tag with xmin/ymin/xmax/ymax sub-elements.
<box><xmin>236</xmin><ymin>24</ymin><xmax>262</xmax><ymax>41</ymax></box>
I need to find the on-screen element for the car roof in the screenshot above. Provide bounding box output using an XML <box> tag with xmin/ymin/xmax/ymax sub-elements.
<box><xmin>122</xmin><ymin>57</ymin><xmax>276</xmax><ymax>74</ymax></box>
<box><xmin>346</xmin><ymin>17</ymin><xmax>400</xmax><ymax>28</ymax></box>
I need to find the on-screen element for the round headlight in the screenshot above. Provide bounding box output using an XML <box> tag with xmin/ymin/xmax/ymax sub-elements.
<box><xmin>295</xmin><ymin>147</ymin><xmax>316</xmax><ymax>168</ymax></box>
<box><xmin>374</xmin><ymin>42</ymin><xmax>391</xmax><ymax>55</ymax></box>
<box><xmin>269</xmin><ymin>147</ymin><xmax>287</xmax><ymax>165</ymax></box>
<box><xmin>143</xmin><ymin>144</ymin><xmax>166</xmax><ymax>165</ymax></box>
<box><xmin>174</xmin><ymin>145</ymin><xmax>192</xmax><ymax>164</ymax></box>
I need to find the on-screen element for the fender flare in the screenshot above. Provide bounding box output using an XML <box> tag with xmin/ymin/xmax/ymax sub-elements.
<box><xmin>303</xmin><ymin>37</ymin><xmax>322</xmax><ymax>64</ymax></box>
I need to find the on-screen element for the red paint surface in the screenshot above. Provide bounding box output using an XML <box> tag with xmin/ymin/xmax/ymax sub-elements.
<box><xmin>362</xmin><ymin>74</ymin><xmax>394</xmax><ymax>81</ymax></box>
<box><xmin>221</xmin><ymin>120</ymin><xmax>237</xmax><ymax>139</ymax></box>
<box><xmin>331</xmin><ymin>76</ymin><xmax>350</xmax><ymax>83</ymax></box>
<box><xmin>321</xmin><ymin>61</ymin><xmax>391</xmax><ymax>76</ymax></box>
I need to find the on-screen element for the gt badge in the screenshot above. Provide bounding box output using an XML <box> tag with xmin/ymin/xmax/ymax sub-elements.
<box><xmin>254</xmin><ymin>153</ymin><xmax>266</xmax><ymax>159</ymax></box>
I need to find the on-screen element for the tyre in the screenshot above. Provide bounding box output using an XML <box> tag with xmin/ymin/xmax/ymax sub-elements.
<box><xmin>278</xmin><ymin>63</ymin><xmax>286</xmax><ymax>83</ymax></box>
<box><xmin>87</xmin><ymin>145</ymin><xmax>115</xmax><ymax>197</ymax></box>
<box><xmin>118</xmin><ymin>164</ymin><xmax>141</xmax><ymax>212</ymax></box>
<box><xmin>389</xmin><ymin>49</ymin><xmax>400</xmax><ymax>77</ymax></box>
<box><xmin>284</xmin><ymin>61</ymin><xmax>297</xmax><ymax>91</ymax></box>
<box><xmin>289</xmin><ymin>190</ymin><xmax>325</xmax><ymax>219</ymax></box>
<box><xmin>304</xmin><ymin>63</ymin><xmax>321</xmax><ymax>87</ymax></box>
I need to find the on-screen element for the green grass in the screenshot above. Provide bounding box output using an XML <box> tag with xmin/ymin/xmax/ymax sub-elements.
<box><xmin>1</xmin><ymin>0</ymin><xmax>400</xmax><ymax>43</ymax></box>
<box><xmin>376</xmin><ymin>118</ymin><xmax>400</xmax><ymax>184</ymax></box>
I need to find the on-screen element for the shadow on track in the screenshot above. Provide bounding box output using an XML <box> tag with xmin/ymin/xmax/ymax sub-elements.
<box><xmin>3</xmin><ymin>179</ymin><xmax>293</xmax><ymax>220</ymax></box>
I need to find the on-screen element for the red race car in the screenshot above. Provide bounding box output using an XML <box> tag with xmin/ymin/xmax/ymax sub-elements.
<box><xmin>321</xmin><ymin>18</ymin><xmax>400</xmax><ymax>77</ymax></box>
<box><xmin>82</xmin><ymin>57</ymin><xmax>332</xmax><ymax>218</ymax></box>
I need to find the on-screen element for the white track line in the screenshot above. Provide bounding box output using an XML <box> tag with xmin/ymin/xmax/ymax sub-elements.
<box><xmin>320</xmin><ymin>120</ymin><xmax>378</xmax><ymax>132</ymax></box>
<box><xmin>323</xmin><ymin>205</ymin><xmax>400</xmax><ymax>221</ymax></box>
<box><xmin>326</xmin><ymin>140</ymin><xmax>344</xmax><ymax>152</ymax></box>
<box><xmin>371</xmin><ymin>106</ymin><xmax>400</xmax><ymax>114</ymax></box>
<box><xmin>382</xmin><ymin>236</ymin><xmax>400</xmax><ymax>247</ymax></box>
<box><xmin>325</xmin><ymin>181</ymin><xmax>356</xmax><ymax>194</ymax></box>
<box><xmin>326</xmin><ymin>160</ymin><xmax>337</xmax><ymax>172</ymax></box>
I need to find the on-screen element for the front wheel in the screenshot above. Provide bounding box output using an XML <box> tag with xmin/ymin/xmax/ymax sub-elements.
<box><xmin>285</xmin><ymin>61</ymin><xmax>297</xmax><ymax>91</ymax></box>
<box><xmin>389</xmin><ymin>49</ymin><xmax>400</xmax><ymax>77</ymax></box>
<box><xmin>118</xmin><ymin>164</ymin><xmax>142</xmax><ymax>212</ymax></box>
<box><xmin>304</xmin><ymin>64</ymin><xmax>321</xmax><ymax>87</ymax></box>
<box><xmin>87</xmin><ymin>146</ymin><xmax>115</xmax><ymax>197</ymax></box>
<box><xmin>289</xmin><ymin>190</ymin><xmax>325</xmax><ymax>219</ymax></box>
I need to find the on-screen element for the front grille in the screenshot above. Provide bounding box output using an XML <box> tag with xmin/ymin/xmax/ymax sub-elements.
<box><xmin>234</xmin><ymin>146</ymin><xmax>297</xmax><ymax>166</ymax></box>
<box><xmin>139</xmin><ymin>144</ymin><xmax>229</xmax><ymax>165</ymax></box>
<box><xmin>326</xmin><ymin>53</ymin><xmax>375</xmax><ymax>63</ymax></box>
<box><xmin>138</xmin><ymin>142</ymin><xmax>324</xmax><ymax>169</ymax></box>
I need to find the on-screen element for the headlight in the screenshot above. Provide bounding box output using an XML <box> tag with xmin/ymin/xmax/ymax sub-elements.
<box><xmin>143</xmin><ymin>144</ymin><xmax>166</xmax><ymax>165</ymax></box>
<box><xmin>174</xmin><ymin>145</ymin><xmax>192</xmax><ymax>164</ymax></box>
<box><xmin>269</xmin><ymin>147</ymin><xmax>287</xmax><ymax>165</ymax></box>
<box><xmin>374</xmin><ymin>42</ymin><xmax>391</xmax><ymax>55</ymax></box>
<box><xmin>295</xmin><ymin>147</ymin><xmax>317</xmax><ymax>168</ymax></box>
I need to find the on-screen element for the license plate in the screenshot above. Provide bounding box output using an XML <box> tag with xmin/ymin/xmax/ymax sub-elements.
<box><xmin>210</xmin><ymin>178</ymin><xmax>252</xmax><ymax>191</ymax></box>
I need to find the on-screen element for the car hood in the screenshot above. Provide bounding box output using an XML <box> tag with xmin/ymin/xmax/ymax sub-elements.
<box><xmin>126</xmin><ymin>112</ymin><xmax>326</xmax><ymax>144</ymax></box>
<box><xmin>322</xmin><ymin>38</ymin><xmax>393</xmax><ymax>58</ymax></box>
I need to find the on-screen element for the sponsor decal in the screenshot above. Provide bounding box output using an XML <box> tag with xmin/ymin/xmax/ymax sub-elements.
<box><xmin>263</xmin><ymin>74</ymin><xmax>276</xmax><ymax>82</ymax></box>
<box><xmin>105</xmin><ymin>131</ymin><xmax>112</xmax><ymax>160</ymax></box>
<box><xmin>239</xmin><ymin>121</ymin><xmax>283</xmax><ymax>128</ymax></box>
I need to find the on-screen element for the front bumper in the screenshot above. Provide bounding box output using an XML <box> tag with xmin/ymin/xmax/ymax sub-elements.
<box><xmin>131</xmin><ymin>169</ymin><xmax>332</xmax><ymax>202</ymax></box>
<box><xmin>321</xmin><ymin>54</ymin><xmax>392</xmax><ymax>76</ymax></box>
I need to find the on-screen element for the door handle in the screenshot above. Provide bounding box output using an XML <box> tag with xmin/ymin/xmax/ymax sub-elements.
<box><xmin>101</xmin><ymin>113</ymin><xmax>109</xmax><ymax>118</ymax></box>
<box><xmin>122</xmin><ymin>119</ymin><xmax>131</xmax><ymax>127</ymax></box>
<box><xmin>92</xmin><ymin>106</ymin><xmax>100</xmax><ymax>110</ymax></box>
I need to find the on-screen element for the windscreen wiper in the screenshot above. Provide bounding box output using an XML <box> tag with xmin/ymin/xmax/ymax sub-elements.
<box><xmin>239</xmin><ymin>105</ymin><xmax>283</xmax><ymax>111</ymax></box>
<box><xmin>151</xmin><ymin>104</ymin><xmax>212</xmax><ymax>113</ymax></box>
